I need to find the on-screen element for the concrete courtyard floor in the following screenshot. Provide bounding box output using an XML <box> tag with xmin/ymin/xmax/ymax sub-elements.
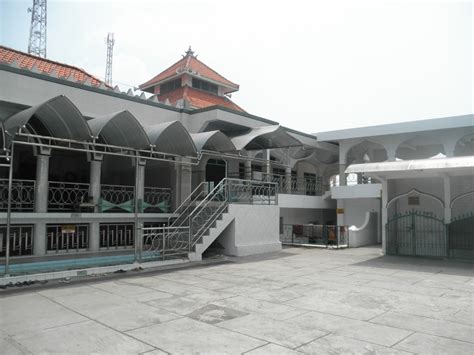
<box><xmin>1</xmin><ymin>246</ymin><xmax>473</xmax><ymax>354</ymax></box>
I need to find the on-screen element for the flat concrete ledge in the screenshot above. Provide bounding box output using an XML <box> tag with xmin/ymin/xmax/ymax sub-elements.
<box><xmin>0</xmin><ymin>258</ymin><xmax>189</xmax><ymax>286</ymax></box>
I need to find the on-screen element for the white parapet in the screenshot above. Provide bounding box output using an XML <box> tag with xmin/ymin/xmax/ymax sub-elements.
<box><xmin>331</xmin><ymin>183</ymin><xmax>382</xmax><ymax>199</ymax></box>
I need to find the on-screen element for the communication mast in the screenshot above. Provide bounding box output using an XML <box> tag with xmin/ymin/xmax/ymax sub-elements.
<box><xmin>105</xmin><ymin>33</ymin><xmax>115</xmax><ymax>86</ymax></box>
<box><xmin>27</xmin><ymin>0</ymin><xmax>47</xmax><ymax>58</ymax></box>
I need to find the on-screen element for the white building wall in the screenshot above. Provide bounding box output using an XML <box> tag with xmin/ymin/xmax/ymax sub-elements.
<box><xmin>344</xmin><ymin>198</ymin><xmax>380</xmax><ymax>228</ymax></box>
<box><xmin>216</xmin><ymin>204</ymin><xmax>281</xmax><ymax>256</ymax></box>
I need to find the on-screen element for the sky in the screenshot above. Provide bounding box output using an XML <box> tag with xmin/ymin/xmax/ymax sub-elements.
<box><xmin>0</xmin><ymin>0</ymin><xmax>472</xmax><ymax>134</ymax></box>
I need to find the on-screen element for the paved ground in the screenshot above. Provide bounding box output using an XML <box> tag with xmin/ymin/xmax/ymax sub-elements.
<box><xmin>1</xmin><ymin>246</ymin><xmax>473</xmax><ymax>354</ymax></box>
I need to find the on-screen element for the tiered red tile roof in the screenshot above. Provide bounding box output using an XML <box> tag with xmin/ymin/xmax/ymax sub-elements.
<box><xmin>0</xmin><ymin>45</ymin><xmax>110</xmax><ymax>88</ymax></box>
<box><xmin>139</xmin><ymin>49</ymin><xmax>239</xmax><ymax>92</ymax></box>
<box><xmin>160</xmin><ymin>86</ymin><xmax>245</xmax><ymax>112</ymax></box>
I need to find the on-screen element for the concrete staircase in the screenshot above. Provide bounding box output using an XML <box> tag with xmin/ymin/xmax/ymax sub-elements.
<box><xmin>188</xmin><ymin>209</ymin><xmax>234</xmax><ymax>261</ymax></box>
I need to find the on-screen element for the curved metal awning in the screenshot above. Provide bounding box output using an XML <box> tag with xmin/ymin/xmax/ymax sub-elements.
<box><xmin>231</xmin><ymin>125</ymin><xmax>302</xmax><ymax>150</ymax></box>
<box><xmin>88</xmin><ymin>111</ymin><xmax>151</xmax><ymax>150</ymax></box>
<box><xmin>145</xmin><ymin>121</ymin><xmax>197</xmax><ymax>156</ymax></box>
<box><xmin>2</xmin><ymin>95</ymin><xmax>92</xmax><ymax>147</ymax></box>
<box><xmin>191</xmin><ymin>130</ymin><xmax>236</xmax><ymax>152</ymax></box>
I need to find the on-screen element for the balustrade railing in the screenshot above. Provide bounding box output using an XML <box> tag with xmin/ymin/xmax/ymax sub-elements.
<box><xmin>48</xmin><ymin>181</ymin><xmax>90</xmax><ymax>211</ymax></box>
<box><xmin>100</xmin><ymin>184</ymin><xmax>135</xmax><ymax>212</ymax></box>
<box><xmin>280</xmin><ymin>223</ymin><xmax>349</xmax><ymax>248</ymax></box>
<box><xmin>0</xmin><ymin>224</ymin><xmax>34</xmax><ymax>256</ymax></box>
<box><xmin>0</xmin><ymin>179</ymin><xmax>35</xmax><ymax>211</ymax></box>
<box><xmin>262</xmin><ymin>173</ymin><xmax>328</xmax><ymax>196</ymax></box>
<box><xmin>46</xmin><ymin>224</ymin><xmax>89</xmax><ymax>253</ymax></box>
<box><xmin>100</xmin><ymin>223</ymin><xmax>134</xmax><ymax>249</ymax></box>
<box><xmin>141</xmin><ymin>226</ymin><xmax>190</xmax><ymax>260</ymax></box>
<box><xmin>143</xmin><ymin>187</ymin><xmax>171</xmax><ymax>213</ymax></box>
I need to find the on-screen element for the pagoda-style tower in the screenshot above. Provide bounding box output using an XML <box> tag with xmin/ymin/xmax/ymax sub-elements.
<box><xmin>139</xmin><ymin>47</ymin><xmax>244</xmax><ymax>111</ymax></box>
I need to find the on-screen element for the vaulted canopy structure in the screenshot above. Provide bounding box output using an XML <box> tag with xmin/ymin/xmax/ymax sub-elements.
<box><xmin>191</xmin><ymin>130</ymin><xmax>236</xmax><ymax>152</ymax></box>
<box><xmin>231</xmin><ymin>125</ymin><xmax>302</xmax><ymax>151</ymax></box>
<box><xmin>2</xmin><ymin>95</ymin><xmax>92</xmax><ymax>147</ymax></box>
<box><xmin>88</xmin><ymin>111</ymin><xmax>151</xmax><ymax>150</ymax></box>
<box><xmin>145</xmin><ymin>120</ymin><xmax>197</xmax><ymax>156</ymax></box>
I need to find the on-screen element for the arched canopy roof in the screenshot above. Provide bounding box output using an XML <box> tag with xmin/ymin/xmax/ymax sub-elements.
<box><xmin>191</xmin><ymin>130</ymin><xmax>236</xmax><ymax>152</ymax></box>
<box><xmin>88</xmin><ymin>111</ymin><xmax>151</xmax><ymax>149</ymax></box>
<box><xmin>231</xmin><ymin>125</ymin><xmax>302</xmax><ymax>151</ymax></box>
<box><xmin>145</xmin><ymin>120</ymin><xmax>197</xmax><ymax>156</ymax></box>
<box><xmin>2</xmin><ymin>95</ymin><xmax>92</xmax><ymax>147</ymax></box>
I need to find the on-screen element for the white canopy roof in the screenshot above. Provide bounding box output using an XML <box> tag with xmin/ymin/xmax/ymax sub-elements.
<box><xmin>232</xmin><ymin>125</ymin><xmax>302</xmax><ymax>150</ymax></box>
<box><xmin>346</xmin><ymin>156</ymin><xmax>474</xmax><ymax>178</ymax></box>
<box><xmin>88</xmin><ymin>111</ymin><xmax>151</xmax><ymax>149</ymax></box>
<box><xmin>191</xmin><ymin>130</ymin><xmax>236</xmax><ymax>152</ymax></box>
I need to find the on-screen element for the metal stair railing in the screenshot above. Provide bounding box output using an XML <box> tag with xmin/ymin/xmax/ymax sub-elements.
<box><xmin>167</xmin><ymin>181</ymin><xmax>210</xmax><ymax>228</ymax></box>
<box><xmin>139</xmin><ymin>178</ymin><xmax>278</xmax><ymax>260</ymax></box>
<box><xmin>188</xmin><ymin>179</ymin><xmax>229</xmax><ymax>248</ymax></box>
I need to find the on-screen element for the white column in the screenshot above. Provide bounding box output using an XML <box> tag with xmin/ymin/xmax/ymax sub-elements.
<box><xmin>381</xmin><ymin>178</ymin><xmax>388</xmax><ymax>254</ymax></box>
<box><xmin>88</xmin><ymin>155</ymin><xmax>103</xmax><ymax>252</ymax></box>
<box><xmin>173</xmin><ymin>158</ymin><xmax>192</xmax><ymax>206</ymax></box>
<box><xmin>244</xmin><ymin>160</ymin><xmax>252</xmax><ymax>180</ymax></box>
<box><xmin>336</xmin><ymin>200</ymin><xmax>345</xmax><ymax>226</ymax></box>
<box><xmin>89</xmin><ymin>156</ymin><xmax>102</xmax><ymax>212</ymax></box>
<box><xmin>136</xmin><ymin>159</ymin><xmax>146</xmax><ymax>211</ymax></box>
<box><xmin>285</xmin><ymin>166</ymin><xmax>292</xmax><ymax>193</ymax></box>
<box><xmin>34</xmin><ymin>152</ymin><xmax>50</xmax><ymax>213</ymax></box>
<box><xmin>33</xmin><ymin>149</ymin><xmax>51</xmax><ymax>256</ymax></box>
<box><xmin>443</xmin><ymin>175</ymin><xmax>451</xmax><ymax>223</ymax></box>
<box><xmin>265</xmin><ymin>149</ymin><xmax>271</xmax><ymax>181</ymax></box>
<box><xmin>339</xmin><ymin>162</ymin><xmax>347</xmax><ymax>186</ymax></box>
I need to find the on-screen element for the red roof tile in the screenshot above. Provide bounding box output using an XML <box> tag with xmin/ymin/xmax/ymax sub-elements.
<box><xmin>0</xmin><ymin>45</ymin><xmax>111</xmax><ymax>88</ymax></box>
<box><xmin>159</xmin><ymin>86</ymin><xmax>245</xmax><ymax>112</ymax></box>
<box><xmin>140</xmin><ymin>52</ymin><xmax>239</xmax><ymax>92</ymax></box>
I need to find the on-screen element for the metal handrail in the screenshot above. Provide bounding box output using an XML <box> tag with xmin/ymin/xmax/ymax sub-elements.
<box><xmin>168</xmin><ymin>181</ymin><xmax>209</xmax><ymax>225</ymax></box>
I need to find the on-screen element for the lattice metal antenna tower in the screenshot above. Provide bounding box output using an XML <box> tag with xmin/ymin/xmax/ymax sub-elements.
<box><xmin>27</xmin><ymin>0</ymin><xmax>47</xmax><ymax>58</ymax></box>
<box><xmin>105</xmin><ymin>33</ymin><xmax>115</xmax><ymax>86</ymax></box>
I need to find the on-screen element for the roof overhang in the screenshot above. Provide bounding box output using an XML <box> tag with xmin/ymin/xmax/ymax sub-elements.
<box><xmin>191</xmin><ymin>130</ymin><xmax>236</xmax><ymax>152</ymax></box>
<box><xmin>346</xmin><ymin>156</ymin><xmax>474</xmax><ymax>179</ymax></box>
<box><xmin>231</xmin><ymin>125</ymin><xmax>303</xmax><ymax>151</ymax></box>
<box><xmin>88</xmin><ymin>111</ymin><xmax>151</xmax><ymax>150</ymax></box>
<box><xmin>145</xmin><ymin>120</ymin><xmax>197</xmax><ymax>157</ymax></box>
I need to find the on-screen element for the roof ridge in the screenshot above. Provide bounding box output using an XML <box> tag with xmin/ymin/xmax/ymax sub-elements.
<box><xmin>0</xmin><ymin>45</ymin><xmax>110</xmax><ymax>88</ymax></box>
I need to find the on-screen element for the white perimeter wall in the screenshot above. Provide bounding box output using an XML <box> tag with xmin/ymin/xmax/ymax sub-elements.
<box><xmin>343</xmin><ymin>198</ymin><xmax>380</xmax><ymax>228</ymax></box>
<box><xmin>349</xmin><ymin>212</ymin><xmax>379</xmax><ymax>247</ymax></box>
<box><xmin>217</xmin><ymin>204</ymin><xmax>281</xmax><ymax>257</ymax></box>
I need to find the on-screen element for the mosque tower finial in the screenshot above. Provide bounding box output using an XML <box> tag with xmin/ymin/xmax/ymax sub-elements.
<box><xmin>184</xmin><ymin>46</ymin><xmax>195</xmax><ymax>57</ymax></box>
